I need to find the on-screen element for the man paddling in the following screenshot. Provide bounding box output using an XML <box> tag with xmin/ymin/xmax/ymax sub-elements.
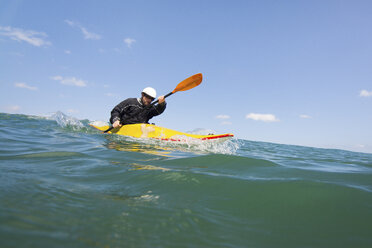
<box><xmin>110</xmin><ymin>87</ymin><xmax>166</xmax><ymax>128</ymax></box>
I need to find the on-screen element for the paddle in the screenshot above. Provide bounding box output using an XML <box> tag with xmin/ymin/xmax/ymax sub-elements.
<box><xmin>103</xmin><ymin>73</ymin><xmax>203</xmax><ymax>133</ymax></box>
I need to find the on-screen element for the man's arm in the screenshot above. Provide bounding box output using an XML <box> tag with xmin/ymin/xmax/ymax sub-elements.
<box><xmin>149</xmin><ymin>96</ymin><xmax>166</xmax><ymax>117</ymax></box>
<box><xmin>110</xmin><ymin>99</ymin><xmax>129</xmax><ymax>127</ymax></box>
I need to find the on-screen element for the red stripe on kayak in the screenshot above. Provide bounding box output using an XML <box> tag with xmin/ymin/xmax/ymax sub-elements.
<box><xmin>201</xmin><ymin>134</ymin><xmax>234</xmax><ymax>140</ymax></box>
<box><xmin>158</xmin><ymin>134</ymin><xmax>234</xmax><ymax>142</ymax></box>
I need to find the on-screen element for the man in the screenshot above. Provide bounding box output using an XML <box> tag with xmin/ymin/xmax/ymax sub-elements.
<box><xmin>110</xmin><ymin>87</ymin><xmax>166</xmax><ymax>128</ymax></box>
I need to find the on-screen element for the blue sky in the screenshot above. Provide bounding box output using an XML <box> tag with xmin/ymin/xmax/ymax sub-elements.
<box><xmin>1</xmin><ymin>0</ymin><xmax>371</xmax><ymax>153</ymax></box>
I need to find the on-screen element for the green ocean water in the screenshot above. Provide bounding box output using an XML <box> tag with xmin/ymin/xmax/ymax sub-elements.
<box><xmin>0</xmin><ymin>112</ymin><xmax>371</xmax><ymax>248</ymax></box>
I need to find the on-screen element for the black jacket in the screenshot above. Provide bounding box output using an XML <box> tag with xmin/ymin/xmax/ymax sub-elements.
<box><xmin>110</xmin><ymin>98</ymin><xmax>166</xmax><ymax>125</ymax></box>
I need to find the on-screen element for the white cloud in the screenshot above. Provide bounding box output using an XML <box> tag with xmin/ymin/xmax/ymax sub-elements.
<box><xmin>14</xmin><ymin>82</ymin><xmax>38</xmax><ymax>91</ymax></box>
<box><xmin>124</xmin><ymin>38</ymin><xmax>136</xmax><ymax>48</ymax></box>
<box><xmin>300</xmin><ymin>114</ymin><xmax>311</xmax><ymax>119</ymax></box>
<box><xmin>216</xmin><ymin>114</ymin><xmax>230</xmax><ymax>119</ymax></box>
<box><xmin>65</xmin><ymin>20</ymin><xmax>101</xmax><ymax>40</ymax></box>
<box><xmin>246</xmin><ymin>113</ymin><xmax>279</xmax><ymax>122</ymax></box>
<box><xmin>81</xmin><ymin>27</ymin><xmax>101</xmax><ymax>40</ymax></box>
<box><xmin>0</xmin><ymin>25</ymin><xmax>51</xmax><ymax>47</ymax></box>
<box><xmin>65</xmin><ymin>20</ymin><xmax>75</xmax><ymax>26</ymax></box>
<box><xmin>360</xmin><ymin>90</ymin><xmax>372</xmax><ymax>97</ymax></box>
<box><xmin>64</xmin><ymin>50</ymin><xmax>71</xmax><ymax>54</ymax></box>
<box><xmin>10</xmin><ymin>105</ymin><xmax>20</xmax><ymax>111</ymax></box>
<box><xmin>67</xmin><ymin>109</ymin><xmax>79</xmax><ymax>114</ymax></box>
<box><xmin>2</xmin><ymin>105</ymin><xmax>21</xmax><ymax>113</ymax></box>
<box><xmin>51</xmin><ymin>75</ymin><xmax>87</xmax><ymax>87</ymax></box>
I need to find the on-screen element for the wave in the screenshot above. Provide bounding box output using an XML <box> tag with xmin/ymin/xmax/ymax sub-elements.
<box><xmin>1</xmin><ymin>112</ymin><xmax>372</xmax><ymax>248</ymax></box>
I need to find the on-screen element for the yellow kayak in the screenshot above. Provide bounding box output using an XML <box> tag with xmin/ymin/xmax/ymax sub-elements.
<box><xmin>90</xmin><ymin>123</ymin><xmax>234</xmax><ymax>142</ymax></box>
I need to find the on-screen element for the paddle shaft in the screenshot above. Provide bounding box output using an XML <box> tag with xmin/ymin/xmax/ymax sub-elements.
<box><xmin>151</xmin><ymin>92</ymin><xmax>173</xmax><ymax>105</ymax></box>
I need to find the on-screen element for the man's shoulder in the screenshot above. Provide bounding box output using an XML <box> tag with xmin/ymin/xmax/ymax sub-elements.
<box><xmin>121</xmin><ymin>98</ymin><xmax>139</xmax><ymax>104</ymax></box>
<box><xmin>119</xmin><ymin>98</ymin><xmax>143</xmax><ymax>108</ymax></box>
<box><xmin>125</xmin><ymin>97</ymin><xmax>138</xmax><ymax>102</ymax></box>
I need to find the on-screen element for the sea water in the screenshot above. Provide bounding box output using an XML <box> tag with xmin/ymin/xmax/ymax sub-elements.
<box><xmin>0</xmin><ymin>112</ymin><xmax>371</xmax><ymax>248</ymax></box>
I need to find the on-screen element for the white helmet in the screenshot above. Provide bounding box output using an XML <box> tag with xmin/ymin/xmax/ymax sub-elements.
<box><xmin>142</xmin><ymin>87</ymin><xmax>157</xmax><ymax>98</ymax></box>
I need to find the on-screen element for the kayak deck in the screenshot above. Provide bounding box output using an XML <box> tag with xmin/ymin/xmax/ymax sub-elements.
<box><xmin>90</xmin><ymin>123</ymin><xmax>234</xmax><ymax>142</ymax></box>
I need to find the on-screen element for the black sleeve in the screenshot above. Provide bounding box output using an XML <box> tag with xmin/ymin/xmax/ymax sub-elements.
<box><xmin>110</xmin><ymin>99</ymin><xmax>130</xmax><ymax>124</ymax></box>
<box><xmin>148</xmin><ymin>102</ymin><xmax>167</xmax><ymax>119</ymax></box>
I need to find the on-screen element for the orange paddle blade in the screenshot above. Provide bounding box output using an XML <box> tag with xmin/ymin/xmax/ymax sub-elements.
<box><xmin>172</xmin><ymin>73</ymin><xmax>203</xmax><ymax>93</ymax></box>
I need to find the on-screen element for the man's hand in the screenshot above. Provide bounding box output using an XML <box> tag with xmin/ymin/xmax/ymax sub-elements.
<box><xmin>158</xmin><ymin>95</ymin><xmax>165</xmax><ymax>104</ymax></box>
<box><xmin>113</xmin><ymin>120</ymin><xmax>122</xmax><ymax>128</ymax></box>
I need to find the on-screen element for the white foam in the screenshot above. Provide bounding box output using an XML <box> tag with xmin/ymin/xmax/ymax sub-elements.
<box><xmin>51</xmin><ymin>111</ymin><xmax>84</xmax><ymax>128</ymax></box>
<box><xmin>133</xmin><ymin>136</ymin><xmax>240</xmax><ymax>155</ymax></box>
<box><xmin>89</xmin><ymin>120</ymin><xmax>109</xmax><ymax>127</ymax></box>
